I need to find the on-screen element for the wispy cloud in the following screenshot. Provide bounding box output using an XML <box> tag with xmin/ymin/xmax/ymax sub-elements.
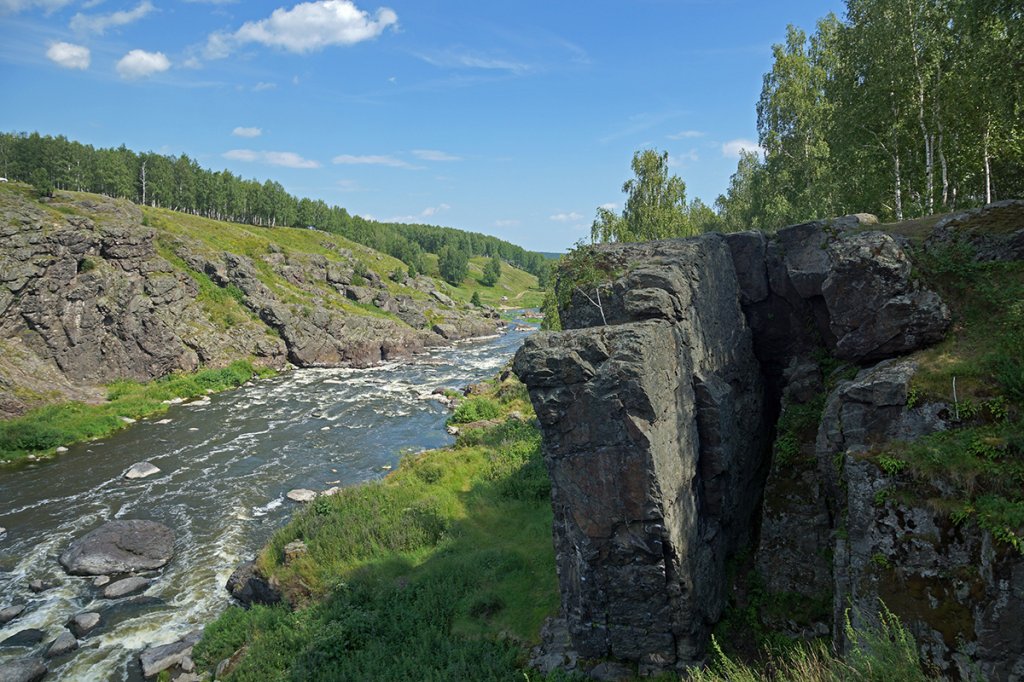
<box><xmin>0</xmin><ymin>0</ymin><xmax>75</xmax><ymax>15</ymax></box>
<box><xmin>598</xmin><ymin>202</ymin><xmax>617</xmax><ymax>212</ymax></box>
<box><xmin>252</xmin><ymin>81</ymin><xmax>277</xmax><ymax>91</ymax></box>
<box><xmin>721</xmin><ymin>138</ymin><xmax>764</xmax><ymax>158</ymax></box>
<box><xmin>224</xmin><ymin>149</ymin><xmax>320</xmax><ymax>168</ymax></box>
<box><xmin>549</xmin><ymin>211</ymin><xmax>583</xmax><ymax>223</ymax></box>
<box><xmin>203</xmin><ymin>0</ymin><xmax>397</xmax><ymax>59</ymax></box>
<box><xmin>389</xmin><ymin>203</ymin><xmax>450</xmax><ymax>223</ymax></box>
<box><xmin>232</xmin><ymin>126</ymin><xmax>262</xmax><ymax>138</ymax></box>
<box><xmin>332</xmin><ymin>154</ymin><xmax>420</xmax><ymax>169</ymax></box>
<box><xmin>416</xmin><ymin>49</ymin><xmax>531</xmax><ymax>75</ymax></box>
<box><xmin>600</xmin><ymin>111</ymin><xmax>685</xmax><ymax>144</ymax></box>
<box><xmin>116</xmin><ymin>49</ymin><xmax>170</xmax><ymax>79</ymax></box>
<box><xmin>668</xmin><ymin>130</ymin><xmax>705</xmax><ymax>140</ymax></box>
<box><xmin>46</xmin><ymin>41</ymin><xmax>90</xmax><ymax>69</ymax></box>
<box><xmin>70</xmin><ymin>0</ymin><xmax>153</xmax><ymax>35</ymax></box>
<box><xmin>411</xmin><ymin>149</ymin><xmax>461</xmax><ymax>162</ymax></box>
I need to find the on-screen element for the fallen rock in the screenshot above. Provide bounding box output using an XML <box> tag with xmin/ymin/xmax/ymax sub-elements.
<box><xmin>226</xmin><ymin>560</ymin><xmax>281</xmax><ymax>606</ymax></box>
<box><xmin>120</xmin><ymin>416</ymin><xmax>137</xmax><ymax>424</ymax></box>
<box><xmin>430</xmin><ymin>289</ymin><xmax>455</xmax><ymax>307</ymax></box>
<box><xmin>59</xmin><ymin>519</ymin><xmax>175</xmax><ymax>576</ymax></box>
<box><xmin>27</xmin><ymin>580</ymin><xmax>53</xmax><ymax>594</ymax></box>
<box><xmin>0</xmin><ymin>659</ymin><xmax>47</xmax><ymax>682</ymax></box>
<box><xmin>283</xmin><ymin>540</ymin><xmax>307</xmax><ymax>565</ymax></box>
<box><xmin>0</xmin><ymin>604</ymin><xmax>25</xmax><ymax>626</ymax></box>
<box><xmin>68</xmin><ymin>612</ymin><xmax>101</xmax><ymax>638</ymax></box>
<box><xmin>93</xmin><ymin>576</ymin><xmax>110</xmax><ymax>587</ymax></box>
<box><xmin>0</xmin><ymin>526</ymin><xmax>6</xmax><ymax>537</ymax></box>
<box><xmin>139</xmin><ymin>630</ymin><xmax>201</xmax><ymax>678</ymax></box>
<box><xmin>44</xmin><ymin>629</ymin><xmax>78</xmax><ymax>658</ymax></box>
<box><xmin>55</xmin><ymin>446</ymin><xmax>68</xmax><ymax>453</ymax></box>
<box><xmin>1</xmin><ymin>629</ymin><xmax>46</xmax><ymax>648</ymax></box>
<box><xmin>102</xmin><ymin>576</ymin><xmax>152</xmax><ymax>599</ymax></box>
<box><xmin>285</xmin><ymin>489</ymin><xmax>316</xmax><ymax>503</ymax></box>
<box><xmin>124</xmin><ymin>462</ymin><xmax>161</xmax><ymax>479</ymax></box>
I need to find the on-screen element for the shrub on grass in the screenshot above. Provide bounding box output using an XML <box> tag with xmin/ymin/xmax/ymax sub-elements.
<box><xmin>449</xmin><ymin>397</ymin><xmax>501</xmax><ymax>424</ymax></box>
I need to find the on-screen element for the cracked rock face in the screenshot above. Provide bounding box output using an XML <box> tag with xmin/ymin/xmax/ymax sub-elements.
<box><xmin>515</xmin><ymin>235</ymin><xmax>767</xmax><ymax>672</ymax></box>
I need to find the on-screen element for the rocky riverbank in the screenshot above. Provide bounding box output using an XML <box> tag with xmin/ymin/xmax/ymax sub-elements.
<box><xmin>0</xmin><ymin>185</ymin><xmax>504</xmax><ymax>421</ymax></box>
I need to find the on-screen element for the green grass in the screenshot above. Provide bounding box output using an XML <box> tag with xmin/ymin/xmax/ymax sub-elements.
<box><xmin>193</xmin><ymin>378</ymin><xmax>562</xmax><ymax>680</ymax></box>
<box><xmin>0</xmin><ymin>360</ymin><xmax>274</xmax><ymax>462</ymax></box>
<box><xmin>422</xmin><ymin>254</ymin><xmax>544</xmax><ymax>308</ymax></box>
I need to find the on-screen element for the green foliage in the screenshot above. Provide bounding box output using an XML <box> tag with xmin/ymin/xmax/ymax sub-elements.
<box><xmin>539</xmin><ymin>290</ymin><xmax>562</xmax><ymax>331</ymax></box>
<box><xmin>590</xmin><ymin>149</ymin><xmax>699</xmax><ymax>243</ymax></box>
<box><xmin>30</xmin><ymin>167</ymin><xmax>53</xmax><ymax>198</ymax></box>
<box><xmin>773</xmin><ymin>395</ymin><xmax>826</xmax><ymax>466</ymax></box>
<box><xmin>437</xmin><ymin>244</ymin><xmax>470</xmax><ymax>286</ymax></box>
<box><xmin>470</xmin><ymin>291</ymin><xmax>482</xmax><ymax>307</ymax></box>
<box><xmin>0</xmin><ymin>360</ymin><xmax>270</xmax><ymax>462</ymax></box>
<box><xmin>449</xmin><ymin>396</ymin><xmax>502</xmax><ymax>424</ymax></box>
<box><xmin>481</xmin><ymin>255</ymin><xmax>502</xmax><ymax>287</ymax></box>
<box><xmin>696</xmin><ymin>605</ymin><xmax>929</xmax><ymax>682</ymax></box>
<box><xmin>198</xmin><ymin>383</ymin><xmax>560</xmax><ymax>680</ymax></box>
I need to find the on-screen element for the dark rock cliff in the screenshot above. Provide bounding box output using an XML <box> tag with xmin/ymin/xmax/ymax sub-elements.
<box><xmin>515</xmin><ymin>207</ymin><xmax>1023</xmax><ymax>679</ymax></box>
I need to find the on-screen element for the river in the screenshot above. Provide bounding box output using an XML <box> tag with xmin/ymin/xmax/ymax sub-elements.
<box><xmin>0</xmin><ymin>321</ymin><xmax>533</xmax><ymax>680</ymax></box>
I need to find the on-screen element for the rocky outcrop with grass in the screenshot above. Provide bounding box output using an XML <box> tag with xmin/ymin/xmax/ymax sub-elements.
<box><xmin>515</xmin><ymin>204</ymin><xmax>1024</xmax><ymax>678</ymax></box>
<box><xmin>0</xmin><ymin>186</ymin><xmax>503</xmax><ymax>418</ymax></box>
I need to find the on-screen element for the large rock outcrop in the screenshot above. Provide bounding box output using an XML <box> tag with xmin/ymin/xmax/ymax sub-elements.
<box><xmin>515</xmin><ymin>235</ymin><xmax>768</xmax><ymax>673</ymax></box>
<box><xmin>515</xmin><ymin>217</ymin><xmax>964</xmax><ymax>675</ymax></box>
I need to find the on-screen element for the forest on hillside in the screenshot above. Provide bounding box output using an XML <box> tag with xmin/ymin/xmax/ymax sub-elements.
<box><xmin>0</xmin><ymin>132</ymin><xmax>550</xmax><ymax>286</ymax></box>
<box><xmin>591</xmin><ymin>0</ymin><xmax>1022</xmax><ymax>243</ymax></box>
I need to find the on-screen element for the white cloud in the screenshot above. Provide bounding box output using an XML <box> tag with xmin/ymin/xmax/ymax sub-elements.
<box><xmin>46</xmin><ymin>41</ymin><xmax>90</xmax><ymax>69</ymax></box>
<box><xmin>331</xmin><ymin>154</ymin><xmax>419</xmax><ymax>169</ymax></box>
<box><xmin>224</xmin><ymin>149</ymin><xmax>320</xmax><ymax>168</ymax></box>
<box><xmin>389</xmin><ymin>203</ymin><xmax>450</xmax><ymax>223</ymax></box>
<box><xmin>416</xmin><ymin>50</ymin><xmax>530</xmax><ymax>74</ymax></box>
<box><xmin>494</xmin><ymin>219</ymin><xmax>519</xmax><ymax>227</ymax></box>
<box><xmin>722</xmin><ymin>138</ymin><xmax>765</xmax><ymax>158</ymax></box>
<box><xmin>411</xmin><ymin>149</ymin><xmax>461</xmax><ymax>162</ymax></box>
<box><xmin>668</xmin><ymin>149</ymin><xmax>699</xmax><ymax>167</ymax></box>
<box><xmin>205</xmin><ymin>0</ymin><xmax>397</xmax><ymax>58</ymax></box>
<box><xmin>232</xmin><ymin>126</ymin><xmax>262</xmax><ymax>138</ymax></box>
<box><xmin>70</xmin><ymin>0</ymin><xmax>153</xmax><ymax>34</ymax></box>
<box><xmin>668</xmin><ymin>130</ymin><xmax>704</xmax><ymax>140</ymax></box>
<box><xmin>549</xmin><ymin>211</ymin><xmax>583</xmax><ymax>222</ymax></box>
<box><xmin>116</xmin><ymin>49</ymin><xmax>170</xmax><ymax>79</ymax></box>
<box><xmin>598</xmin><ymin>202</ymin><xmax>617</xmax><ymax>212</ymax></box>
<box><xmin>336</xmin><ymin>179</ymin><xmax>364</xmax><ymax>192</ymax></box>
<box><xmin>253</xmin><ymin>81</ymin><xmax>277</xmax><ymax>91</ymax></box>
<box><xmin>0</xmin><ymin>0</ymin><xmax>74</xmax><ymax>15</ymax></box>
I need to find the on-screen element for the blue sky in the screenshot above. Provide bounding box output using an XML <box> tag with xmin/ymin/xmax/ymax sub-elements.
<box><xmin>0</xmin><ymin>0</ymin><xmax>844</xmax><ymax>252</ymax></box>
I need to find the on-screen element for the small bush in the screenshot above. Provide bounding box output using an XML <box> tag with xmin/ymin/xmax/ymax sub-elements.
<box><xmin>449</xmin><ymin>397</ymin><xmax>502</xmax><ymax>424</ymax></box>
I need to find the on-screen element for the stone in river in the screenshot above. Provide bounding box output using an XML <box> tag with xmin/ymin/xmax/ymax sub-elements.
<box><xmin>102</xmin><ymin>576</ymin><xmax>152</xmax><ymax>599</ymax></box>
<box><xmin>124</xmin><ymin>462</ymin><xmax>161</xmax><ymax>479</ymax></box>
<box><xmin>0</xmin><ymin>604</ymin><xmax>25</xmax><ymax>626</ymax></box>
<box><xmin>68</xmin><ymin>612</ymin><xmax>101</xmax><ymax>638</ymax></box>
<box><xmin>0</xmin><ymin>659</ymin><xmax>47</xmax><ymax>682</ymax></box>
<box><xmin>59</xmin><ymin>520</ymin><xmax>174</xmax><ymax>576</ymax></box>
<box><xmin>1</xmin><ymin>629</ymin><xmax>46</xmax><ymax>648</ymax></box>
<box><xmin>286</xmin><ymin>489</ymin><xmax>316</xmax><ymax>503</ymax></box>
<box><xmin>55</xmin><ymin>446</ymin><xmax>68</xmax><ymax>453</ymax></box>
<box><xmin>93</xmin><ymin>576</ymin><xmax>110</xmax><ymax>587</ymax></box>
<box><xmin>139</xmin><ymin>631</ymin><xmax>201</xmax><ymax>678</ymax></box>
<box><xmin>44</xmin><ymin>629</ymin><xmax>78</xmax><ymax>658</ymax></box>
<box><xmin>0</xmin><ymin>526</ymin><xmax>7</xmax><ymax>537</ymax></box>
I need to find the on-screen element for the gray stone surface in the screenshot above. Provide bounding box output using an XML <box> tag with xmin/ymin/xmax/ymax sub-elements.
<box><xmin>139</xmin><ymin>631</ymin><xmax>201</xmax><ymax>678</ymax></box>
<box><xmin>124</xmin><ymin>462</ymin><xmax>160</xmax><ymax>479</ymax></box>
<box><xmin>1</xmin><ymin>629</ymin><xmax>45</xmax><ymax>648</ymax></box>
<box><xmin>515</xmin><ymin>234</ymin><xmax>767</xmax><ymax>672</ymax></box>
<box><xmin>102</xmin><ymin>576</ymin><xmax>152</xmax><ymax>599</ymax></box>
<box><xmin>44</xmin><ymin>629</ymin><xmax>78</xmax><ymax>658</ymax></box>
<box><xmin>0</xmin><ymin>604</ymin><xmax>25</xmax><ymax>626</ymax></box>
<box><xmin>59</xmin><ymin>519</ymin><xmax>174</xmax><ymax>575</ymax></box>
<box><xmin>0</xmin><ymin>659</ymin><xmax>47</xmax><ymax>682</ymax></box>
<box><xmin>225</xmin><ymin>560</ymin><xmax>281</xmax><ymax>606</ymax></box>
<box><xmin>68</xmin><ymin>612</ymin><xmax>101</xmax><ymax>638</ymax></box>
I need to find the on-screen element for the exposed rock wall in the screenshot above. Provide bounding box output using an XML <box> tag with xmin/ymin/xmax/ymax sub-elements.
<box><xmin>0</xmin><ymin>189</ymin><xmax>503</xmax><ymax>416</ymax></box>
<box><xmin>514</xmin><ymin>213</ymin><xmax>1024</xmax><ymax>677</ymax></box>
<box><xmin>515</xmin><ymin>235</ymin><xmax>767</xmax><ymax>673</ymax></box>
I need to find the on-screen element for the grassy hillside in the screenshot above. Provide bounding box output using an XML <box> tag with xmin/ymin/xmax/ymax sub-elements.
<box><xmin>421</xmin><ymin>253</ymin><xmax>544</xmax><ymax>309</ymax></box>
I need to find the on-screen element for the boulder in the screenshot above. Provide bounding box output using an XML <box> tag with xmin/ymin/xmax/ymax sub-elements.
<box><xmin>1</xmin><ymin>629</ymin><xmax>46</xmax><ymax>648</ymax></box>
<box><xmin>430</xmin><ymin>290</ymin><xmax>455</xmax><ymax>307</ymax></box>
<box><xmin>124</xmin><ymin>462</ymin><xmax>161</xmax><ymax>479</ymax></box>
<box><xmin>0</xmin><ymin>659</ymin><xmax>47</xmax><ymax>682</ymax></box>
<box><xmin>0</xmin><ymin>604</ymin><xmax>25</xmax><ymax>626</ymax></box>
<box><xmin>27</xmin><ymin>580</ymin><xmax>53</xmax><ymax>594</ymax></box>
<box><xmin>68</xmin><ymin>612</ymin><xmax>101</xmax><ymax>638</ymax></box>
<box><xmin>283</xmin><ymin>540</ymin><xmax>307</xmax><ymax>565</ymax></box>
<box><xmin>138</xmin><ymin>631</ymin><xmax>201</xmax><ymax>678</ymax></box>
<box><xmin>44</xmin><ymin>629</ymin><xmax>78</xmax><ymax>658</ymax></box>
<box><xmin>59</xmin><ymin>520</ymin><xmax>175</xmax><ymax>576</ymax></box>
<box><xmin>285</xmin><ymin>489</ymin><xmax>316</xmax><ymax>503</ymax></box>
<box><xmin>226</xmin><ymin>560</ymin><xmax>281</xmax><ymax>606</ymax></box>
<box><xmin>822</xmin><ymin>232</ymin><xmax>950</xmax><ymax>362</ymax></box>
<box><xmin>102</xmin><ymin>576</ymin><xmax>152</xmax><ymax>599</ymax></box>
<box><xmin>431</xmin><ymin>323</ymin><xmax>459</xmax><ymax>340</ymax></box>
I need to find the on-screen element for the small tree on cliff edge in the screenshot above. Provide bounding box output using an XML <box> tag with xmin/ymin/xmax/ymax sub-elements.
<box><xmin>481</xmin><ymin>255</ymin><xmax>502</xmax><ymax>286</ymax></box>
<box><xmin>591</xmin><ymin>149</ymin><xmax>696</xmax><ymax>243</ymax></box>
